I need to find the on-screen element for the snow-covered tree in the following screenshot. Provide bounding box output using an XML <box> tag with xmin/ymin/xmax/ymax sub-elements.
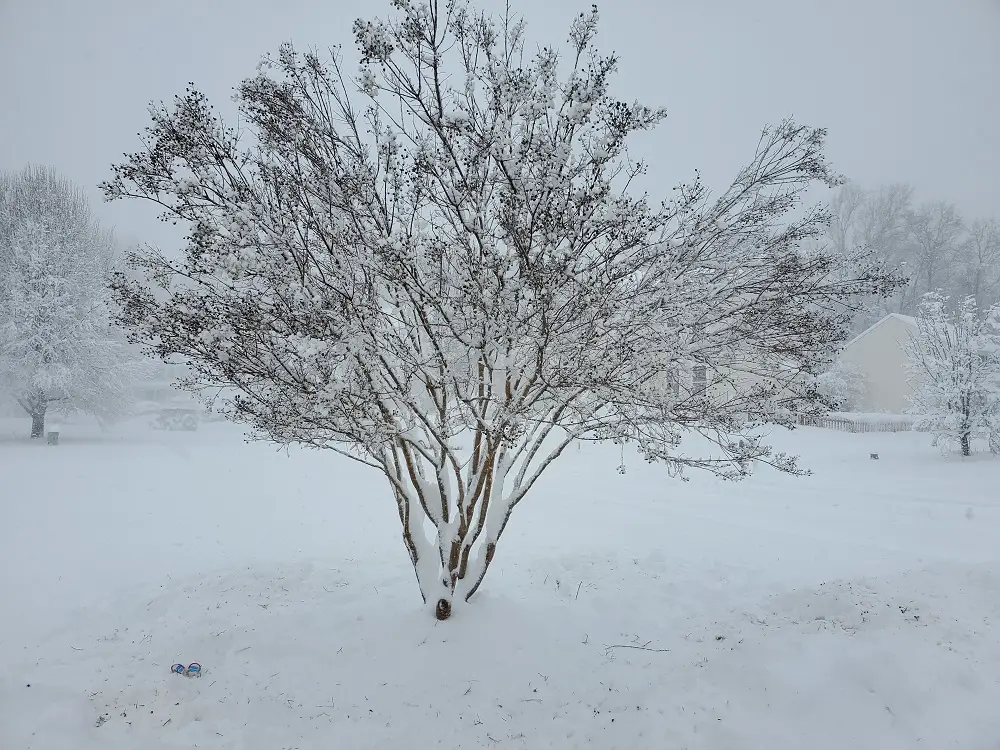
<box><xmin>103</xmin><ymin>0</ymin><xmax>900</xmax><ymax>618</ymax></box>
<box><xmin>905</xmin><ymin>293</ymin><xmax>1000</xmax><ymax>456</ymax></box>
<box><xmin>811</xmin><ymin>358</ymin><xmax>867</xmax><ymax>411</ymax></box>
<box><xmin>0</xmin><ymin>166</ymin><xmax>142</xmax><ymax>438</ymax></box>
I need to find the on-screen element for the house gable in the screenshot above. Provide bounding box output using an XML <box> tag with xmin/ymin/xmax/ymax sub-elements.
<box><xmin>840</xmin><ymin>314</ymin><xmax>919</xmax><ymax>413</ymax></box>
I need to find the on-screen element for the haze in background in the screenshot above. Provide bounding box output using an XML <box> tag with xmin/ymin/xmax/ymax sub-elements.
<box><xmin>1</xmin><ymin>0</ymin><xmax>998</xmax><ymax>250</ymax></box>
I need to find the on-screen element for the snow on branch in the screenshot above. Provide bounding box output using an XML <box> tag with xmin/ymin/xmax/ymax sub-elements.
<box><xmin>905</xmin><ymin>292</ymin><xmax>1000</xmax><ymax>456</ymax></box>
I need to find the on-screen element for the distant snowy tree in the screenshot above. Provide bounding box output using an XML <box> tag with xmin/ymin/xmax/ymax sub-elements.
<box><xmin>104</xmin><ymin>0</ymin><xmax>901</xmax><ymax>618</ymax></box>
<box><xmin>0</xmin><ymin>166</ymin><xmax>142</xmax><ymax>438</ymax></box>
<box><xmin>905</xmin><ymin>293</ymin><xmax>1000</xmax><ymax>456</ymax></box>
<box><xmin>811</xmin><ymin>358</ymin><xmax>867</xmax><ymax>411</ymax></box>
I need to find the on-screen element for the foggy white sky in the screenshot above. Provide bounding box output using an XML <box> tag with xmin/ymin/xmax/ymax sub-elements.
<box><xmin>1</xmin><ymin>0</ymin><xmax>998</xmax><ymax>249</ymax></box>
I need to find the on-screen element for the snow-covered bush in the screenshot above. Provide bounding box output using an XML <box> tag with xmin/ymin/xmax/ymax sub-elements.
<box><xmin>812</xmin><ymin>359</ymin><xmax>867</xmax><ymax>411</ymax></box>
<box><xmin>0</xmin><ymin>166</ymin><xmax>147</xmax><ymax>437</ymax></box>
<box><xmin>104</xmin><ymin>0</ymin><xmax>901</xmax><ymax>618</ymax></box>
<box><xmin>905</xmin><ymin>293</ymin><xmax>1000</xmax><ymax>456</ymax></box>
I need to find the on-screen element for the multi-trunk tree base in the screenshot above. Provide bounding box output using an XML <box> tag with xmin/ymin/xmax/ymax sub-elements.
<box><xmin>435</xmin><ymin>598</ymin><xmax>452</xmax><ymax>621</ymax></box>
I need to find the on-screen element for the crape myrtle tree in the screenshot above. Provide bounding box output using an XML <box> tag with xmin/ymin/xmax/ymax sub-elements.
<box><xmin>905</xmin><ymin>293</ymin><xmax>1000</xmax><ymax>456</ymax></box>
<box><xmin>103</xmin><ymin>0</ymin><xmax>900</xmax><ymax>619</ymax></box>
<box><xmin>0</xmin><ymin>166</ymin><xmax>140</xmax><ymax>438</ymax></box>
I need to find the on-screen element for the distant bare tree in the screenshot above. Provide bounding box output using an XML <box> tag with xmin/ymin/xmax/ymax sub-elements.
<box><xmin>958</xmin><ymin>218</ymin><xmax>1000</xmax><ymax>311</ymax></box>
<box><xmin>829</xmin><ymin>181</ymin><xmax>1000</xmax><ymax>328</ymax></box>
<box><xmin>826</xmin><ymin>182</ymin><xmax>866</xmax><ymax>257</ymax></box>
<box><xmin>827</xmin><ymin>182</ymin><xmax>913</xmax><ymax>329</ymax></box>
<box><xmin>904</xmin><ymin>200</ymin><xmax>966</xmax><ymax>305</ymax></box>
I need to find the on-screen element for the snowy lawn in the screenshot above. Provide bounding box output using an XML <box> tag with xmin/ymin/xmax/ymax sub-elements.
<box><xmin>2</xmin><ymin>418</ymin><xmax>999</xmax><ymax>749</ymax></box>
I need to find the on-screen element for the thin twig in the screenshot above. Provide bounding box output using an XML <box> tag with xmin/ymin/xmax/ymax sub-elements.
<box><xmin>604</xmin><ymin>644</ymin><xmax>670</xmax><ymax>653</ymax></box>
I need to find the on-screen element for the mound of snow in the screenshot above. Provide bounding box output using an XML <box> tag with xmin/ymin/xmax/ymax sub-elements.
<box><xmin>3</xmin><ymin>419</ymin><xmax>1000</xmax><ymax>748</ymax></box>
<box><xmin>4</xmin><ymin>559</ymin><xmax>1000</xmax><ymax>749</ymax></box>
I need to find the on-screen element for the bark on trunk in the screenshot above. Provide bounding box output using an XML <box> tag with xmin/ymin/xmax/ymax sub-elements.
<box><xmin>386</xmin><ymin>436</ymin><xmax>540</xmax><ymax>620</ymax></box>
<box><xmin>30</xmin><ymin>410</ymin><xmax>46</xmax><ymax>439</ymax></box>
<box><xmin>960</xmin><ymin>431</ymin><xmax>971</xmax><ymax>457</ymax></box>
<box><xmin>20</xmin><ymin>393</ymin><xmax>47</xmax><ymax>439</ymax></box>
<box><xmin>435</xmin><ymin>598</ymin><xmax>452</xmax><ymax>621</ymax></box>
<box><xmin>396</xmin><ymin>478</ymin><xmax>513</xmax><ymax>621</ymax></box>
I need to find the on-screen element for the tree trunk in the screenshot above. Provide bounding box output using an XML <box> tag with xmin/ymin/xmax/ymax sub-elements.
<box><xmin>415</xmin><ymin>516</ymin><xmax>506</xmax><ymax>622</ymax></box>
<box><xmin>388</xmin><ymin>450</ymin><xmax>518</xmax><ymax>621</ymax></box>
<box><xmin>960</xmin><ymin>403</ymin><xmax>972</xmax><ymax>457</ymax></box>
<box><xmin>30</xmin><ymin>407</ymin><xmax>46</xmax><ymax>439</ymax></box>
<box><xmin>19</xmin><ymin>393</ymin><xmax>48</xmax><ymax>439</ymax></box>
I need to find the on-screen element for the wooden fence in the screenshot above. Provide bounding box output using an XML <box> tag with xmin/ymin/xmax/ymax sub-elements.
<box><xmin>796</xmin><ymin>414</ymin><xmax>916</xmax><ymax>433</ymax></box>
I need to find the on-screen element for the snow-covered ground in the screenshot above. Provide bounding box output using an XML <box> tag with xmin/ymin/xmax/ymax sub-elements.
<box><xmin>2</xmin><ymin>417</ymin><xmax>999</xmax><ymax>749</ymax></box>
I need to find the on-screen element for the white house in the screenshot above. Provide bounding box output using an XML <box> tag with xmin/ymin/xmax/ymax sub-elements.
<box><xmin>839</xmin><ymin>313</ymin><xmax>920</xmax><ymax>413</ymax></box>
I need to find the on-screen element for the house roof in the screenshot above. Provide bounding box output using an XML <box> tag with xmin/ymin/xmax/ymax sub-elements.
<box><xmin>843</xmin><ymin>313</ymin><xmax>918</xmax><ymax>350</ymax></box>
<box><xmin>843</xmin><ymin>312</ymin><xmax>988</xmax><ymax>355</ymax></box>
